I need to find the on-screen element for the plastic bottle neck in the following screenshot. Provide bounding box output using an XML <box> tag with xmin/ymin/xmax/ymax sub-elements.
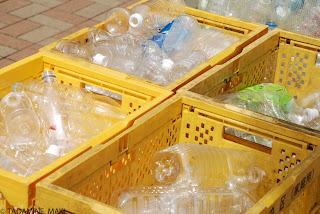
<box><xmin>129</xmin><ymin>13</ymin><xmax>144</xmax><ymax>28</ymax></box>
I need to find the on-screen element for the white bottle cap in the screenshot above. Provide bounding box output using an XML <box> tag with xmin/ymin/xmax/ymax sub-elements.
<box><xmin>45</xmin><ymin>145</ymin><xmax>61</xmax><ymax>157</ymax></box>
<box><xmin>92</xmin><ymin>54</ymin><xmax>109</xmax><ymax>67</ymax></box>
<box><xmin>129</xmin><ymin>13</ymin><xmax>144</xmax><ymax>28</ymax></box>
<box><xmin>162</xmin><ymin>59</ymin><xmax>174</xmax><ymax>70</ymax></box>
<box><xmin>303</xmin><ymin>108</ymin><xmax>319</xmax><ymax>122</ymax></box>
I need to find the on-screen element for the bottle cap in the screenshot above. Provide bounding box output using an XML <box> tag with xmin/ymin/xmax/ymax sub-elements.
<box><xmin>161</xmin><ymin>59</ymin><xmax>174</xmax><ymax>70</ymax></box>
<box><xmin>92</xmin><ymin>54</ymin><xmax>109</xmax><ymax>67</ymax></box>
<box><xmin>129</xmin><ymin>13</ymin><xmax>144</xmax><ymax>28</ymax></box>
<box><xmin>303</xmin><ymin>108</ymin><xmax>319</xmax><ymax>122</ymax></box>
<box><xmin>45</xmin><ymin>145</ymin><xmax>61</xmax><ymax>157</ymax></box>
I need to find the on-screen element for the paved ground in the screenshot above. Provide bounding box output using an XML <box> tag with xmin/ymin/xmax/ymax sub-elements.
<box><xmin>0</xmin><ymin>0</ymin><xmax>140</xmax><ymax>68</ymax></box>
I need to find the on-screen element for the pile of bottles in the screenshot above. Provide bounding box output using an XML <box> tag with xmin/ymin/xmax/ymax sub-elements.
<box><xmin>55</xmin><ymin>0</ymin><xmax>239</xmax><ymax>85</ymax></box>
<box><xmin>217</xmin><ymin>83</ymin><xmax>320</xmax><ymax>147</ymax></box>
<box><xmin>199</xmin><ymin>0</ymin><xmax>320</xmax><ymax>37</ymax></box>
<box><xmin>0</xmin><ymin>70</ymin><xmax>127</xmax><ymax>177</ymax></box>
<box><xmin>111</xmin><ymin>143</ymin><xmax>266</xmax><ymax>213</ymax></box>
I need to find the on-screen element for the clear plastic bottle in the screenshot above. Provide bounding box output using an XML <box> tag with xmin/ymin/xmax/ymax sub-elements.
<box><xmin>91</xmin><ymin>94</ymin><xmax>128</xmax><ymax>121</ymax></box>
<box><xmin>55</xmin><ymin>40</ymin><xmax>113</xmax><ymax>67</ymax></box>
<box><xmin>136</xmin><ymin>40</ymin><xmax>174</xmax><ymax>84</ymax></box>
<box><xmin>0</xmin><ymin>92</ymin><xmax>40</xmax><ymax>143</ymax></box>
<box><xmin>104</xmin><ymin>8</ymin><xmax>132</xmax><ymax>36</ymax></box>
<box><xmin>25</xmin><ymin>145</ymin><xmax>60</xmax><ymax>177</ymax></box>
<box><xmin>297</xmin><ymin>89</ymin><xmax>320</xmax><ymax>110</ymax></box>
<box><xmin>0</xmin><ymin>157</ymin><xmax>10</xmax><ymax>171</ymax></box>
<box><xmin>88</xmin><ymin>27</ymin><xmax>114</xmax><ymax>44</ymax></box>
<box><xmin>59</xmin><ymin>84</ymin><xmax>95</xmax><ymax>117</ymax></box>
<box><xmin>272</xmin><ymin>0</ymin><xmax>292</xmax><ymax>27</ymax></box>
<box><xmin>114</xmin><ymin>33</ymin><xmax>144</xmax><ymax>61</ymax></box>
<box><xmin>112</xmin><ymin>185</ymin><xmax>256</xmax><ymax>214</ymax></box>
<box><xmin>136</xmin><ymin>59</ymin><xmax>162</xmax><ymax>82</ymax></box>
<box><xmin>193</xmin><ymin>28</ymin><xmax>239</xmax><ymax>59</ymax></box>
<box><xmin>171</xmin><ymin>51</ymin><xmax>206</xmax><ymax>76</ymax></box>
<box><xmin>163</xmin><ymin>51</ymin><xmax>205</xmax><ymax>84</ymax></box>
<box><xmin>243</xmin><ymin>0</ymin><xmax>273</xmax><ymax>24</ymax></box>
<box><xmin>110</xmin><ymin>54</ymin><xmax>138</xmax><ymax>75</ymax></box>
<box><xmin>162</xmin><ymin>14</ymin><xmax>200</xmax><ymax>60</ymax></box>
<box><xmin>151</xmin><ymin>143</ymin><xmax>265</xmax><ymax>190</ymax></box>
<box><xmin>205</xmin><ymin>0</ymin><xmax>231</xmax><ymax>16</ymax></box>
<box><xmin>56</xmin><ymin>39</ymin><xmax>93</xmax><ymax>59</ymax></box>
<box><xmin>128</xmin><ymin>0</ymin><xmax>186</xmax><ymax>34</ymax></box>
<box><xmin>40</xmin><ymin>70</ymin><xmax>69</xmax><ymax>153</ymax></box>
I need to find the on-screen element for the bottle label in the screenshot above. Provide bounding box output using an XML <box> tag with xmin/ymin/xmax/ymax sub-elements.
<box><xmin>149</xmin><ymin>21</ymin><xmax>174</xmax><ymax>48</ymax></box>
<box><xmin>237</xmin><ymin>83</ymin><xmax>293</xmax><ymax>110</ymax></box>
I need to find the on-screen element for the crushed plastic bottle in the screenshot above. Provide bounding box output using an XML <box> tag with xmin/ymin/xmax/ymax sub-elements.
<box><xmin>128</xmin><ymin>0</ymin><xmax>186</xmax><ymax>34</ymax></box>
<box><xmin>0</xmin><ymin>92</ymin><xmax>40</xmax><ymax>143</ymax></box>
<box><xmin>151</xmin><ymin>143</ymin><xmax>265</xmax><ymax>190</ymax></box>
<box><xmin>193</xmin><ymin>28</ymin><xmax>239</xmax><ymax>59</ymax></box>
<box><xmin>0</xmin><ymin>157</ymin><xmax>10</xmax><ymax>171</ymax></box>
<box><xmin>112</xmin><ymin>185</ymin><xmax>257</xmax><ymax>214</ymax></box>
<box><xmin>25</xmin><ymin>144</ymin><xmax>61</xmax><ymax>177</ymax></box>
<box><xmin>162</xmin><ymin>14</ymin><xmax>201</xmax><ymax>60</ymax></box>
<box><xmin>59</xmin><ymin>84</ymin><xmax>95</xmax><ymax>117</ymax></box>
<box><xmin>170</xmin><ymin>51</ymin><xmax>206</xmax><ymax>77</ymax></box>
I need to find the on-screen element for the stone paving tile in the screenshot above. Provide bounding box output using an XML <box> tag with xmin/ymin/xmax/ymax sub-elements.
<box><xmin>0</xmin><ymin>45</ymin><xmax>17</xmax><ymax>57</ymax></box>
<box><xmin>75</xmin><ymin>3</ymin><xmax>111</xmax><ymax>19</ymax></box>
<box><xmin>42</xmin><ymin>8</ymin><xmax>88</xmax><ymax>25</ymax></box>
<box><xmin>18</xmin><ymin>26</ymin><xmax>60</xmax><ymax>43</ymax></box>
<box><xmin>29</xmin><ymin>0</ymin><xmax>63</xmax><ymax>8</ymax></box>
<box><xmin>66</xmin><ymin>20</ymin><xmax>100</xmax><ymax>33</ymax></box>
<box><xmin>89</xmin><ymin>0</ymin><xmax>122</xmax><ymax>6</ymax></box>
<box><xmin>10</xmin><ymin>3</ymin><xmax>49</xmax><ymax>19</ymax></box>
<box><xmin>118</xmin><ymin>0</ymin><xmax>141</xmax><ymax>8</ymax></box>
<box><xmin>53</xmin><ymin>0</ymin><xmax>94</xmax><ymax>13</ymax></box>
<box><xmin>0</xmin><ymin>34</ymin><xmax>33</xmax><ymax>50</ymax></box>
<box><xmin>38</xmin><ymin>38</ymin><xmax>58</xmax><ymax>46</ymax></box>
<box><xmin>52</xmin><ymin>31</ymin><xmax>74</xmax><ymax>40</ymax></box>
<box><xmin>29</xmin><ymin>14</ymin><xmax>74</xmax><ymax>31</ymax></box>
<box><xmin>0</xmin><ymin>0</ymin><xmax>140</xmax><ymax>67</ymax></box>
<box><xmin>0</xmin><ymin>22</ymin><xmax>7</xmax><ymax>29</ymax></box>
<box><xmin>0</xmin><ymin>0</ymin><xmax>31</xmax><ymax>13</ymax></box>
<box><xmin>0</xmin><ymin>58</ymin><xmax>15</xmax><ymax>68</ymax></box>
<box><xmin>7</xmin><ymin>44</ymin><xmax>42</xmax><ymax>61</ymax></box>
<box><xmin>92</xmin><ymin>13</ymin><xmax>107</xmax><ymax>22</ymax></box>
<box><xmin>0</xmin><ymin>12</ymin><xmax>23</xmax><ymax>25</ymax></box>
<box><xmin>0</xmin><ymin>20</ymin><xmax>42</xmax><ymax>37</ymax></box>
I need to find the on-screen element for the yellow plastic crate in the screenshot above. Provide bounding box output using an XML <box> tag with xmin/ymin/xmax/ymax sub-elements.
<box><xmin>36</xmin><ymin>93</ymin><xmax>320</xmax><ymax>214</ymax></box>
<box><xmin>0</xmin><ymin>51</ymin><xmax>172</xmax><ymax>211</ymax></box>
<box><xmin>179</xmin><ymin>28</ymin><xmax>320</xmax><ymax>145</ymax></box>
<box><xmin>39</xmin><ymin>0</ymin><xmax>268</xmax><ymax>92</ymax></box>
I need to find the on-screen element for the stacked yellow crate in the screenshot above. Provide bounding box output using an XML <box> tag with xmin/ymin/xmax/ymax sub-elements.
<box><xmin>36</xmin><ymin>93</ymin><xmax>320</xmax><ymax>214</ymax></box>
